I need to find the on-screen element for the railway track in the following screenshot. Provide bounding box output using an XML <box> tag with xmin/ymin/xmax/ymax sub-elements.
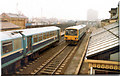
<box><xmin>31</xmin><ymin>45</ymin><xmax>71</xmax><ymax>75</ymax></box>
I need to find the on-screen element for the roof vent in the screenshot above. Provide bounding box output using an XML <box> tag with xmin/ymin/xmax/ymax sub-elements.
<box><xmin>11</xmin><ymin>31</ymin><xmax>23</xmax><ymax>35</ymax></box>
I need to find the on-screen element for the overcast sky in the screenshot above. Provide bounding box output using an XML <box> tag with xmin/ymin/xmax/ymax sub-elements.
<box><xmin>0</xmin><ymin>0</ymin><xmax>119</xmax><ymax>20</ymax></box>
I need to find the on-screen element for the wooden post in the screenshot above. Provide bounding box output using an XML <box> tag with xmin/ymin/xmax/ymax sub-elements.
<box><xmin>90</xmin><ymin>67</ymin><xmax>93</xmax><ymax>75</ymax></box>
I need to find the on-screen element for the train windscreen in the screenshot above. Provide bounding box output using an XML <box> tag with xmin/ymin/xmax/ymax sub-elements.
<box><xmin>65</xmin><ymin>29</ymin><xmax>77</xmax><ymax>36</ymax></box>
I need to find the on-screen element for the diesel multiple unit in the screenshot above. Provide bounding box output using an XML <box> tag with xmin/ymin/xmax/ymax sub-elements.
<box><xmin>1</xmin><ymin>26</ymin><xmax>60</xmax><ymax>74</ymax></box>
<box><xmin>64</xmin><ymin>25</ymin><xmax>86</xmax><ymax>44</ymax></box>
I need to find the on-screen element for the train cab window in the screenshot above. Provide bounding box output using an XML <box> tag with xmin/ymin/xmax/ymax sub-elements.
<box><xmin>47</xmin><ymin>32</ymin><xmax>49</xmax><ymax>38</ymax></box>
<box><xmin>33</xmin><ymin>35</ymin><xmax>38</xmax><ymax>43</ymax></box>
<box><xmin>14</xmin><ymin>38</ymin><xmax>22</xmax><ymax>50</ymax></box>
<box><xmin>65</xmin><ymin>29</ymin><xmax>77</xmax><ymax>36</ymax></box>
<box><xmin>2</xmin><ymin>41</ymin><xmax>13</xmax><ymax>54</ymax></box>
<box><xmin>38</xmin><ymin>34</ymin><xmax>42</xmax><ymax>41</ymax></box>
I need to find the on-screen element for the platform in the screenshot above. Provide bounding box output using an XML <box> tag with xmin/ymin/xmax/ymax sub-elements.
<box><xmin>64</xmin><ymin>32</ymin><xmax>90</xmax><ymax>74</ymax></box>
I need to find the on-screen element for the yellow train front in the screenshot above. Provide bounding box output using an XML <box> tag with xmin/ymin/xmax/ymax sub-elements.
<box><xmin>64</xmin><ymin>25</ymin><xmax>86</xmax><ymax>45</ymax></box>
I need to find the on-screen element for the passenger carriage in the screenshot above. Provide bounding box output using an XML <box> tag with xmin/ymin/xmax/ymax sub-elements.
<box><xmin>64</xmin><ymin>25</ymin><xmax>86</xmax><ymax>44</ymax></box>
<box><xmin>1</xmin><ymin>26</ymin><xmax>60</xmax><ymax>74</ymax></box>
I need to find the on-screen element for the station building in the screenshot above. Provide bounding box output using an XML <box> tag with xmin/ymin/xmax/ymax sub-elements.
<box><xmin>0</xmin><ymin>13</ymin><xmax>28</xmax><ymax>29</ymax></box>
<box><xmin>85</xmin><ymin>22</ymin><xmax>119</xmax><ymax>74</ymax></box>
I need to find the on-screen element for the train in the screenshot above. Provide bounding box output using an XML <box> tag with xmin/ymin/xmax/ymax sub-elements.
<box><xmin>64</xmin><ymin>25</ymin><xmax>86</xmax><ymax>44</ymax></box>
<box><xmin>1</xmin><ymin>26</ymin><xmax>61</xmax><ymax>74</ymax></box>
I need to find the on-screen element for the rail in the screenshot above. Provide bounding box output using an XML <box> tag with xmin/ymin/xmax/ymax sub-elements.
<box><xmin>31</xmin><ymin>44</ymin><xmax>68</xmax><ymax>74</ymax></box>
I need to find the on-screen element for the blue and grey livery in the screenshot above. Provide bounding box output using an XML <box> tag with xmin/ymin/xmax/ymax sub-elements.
<box><xmin>1</xmin><ymin>26</ymin><xmax>60</xmax><ymax>71</ymax></box>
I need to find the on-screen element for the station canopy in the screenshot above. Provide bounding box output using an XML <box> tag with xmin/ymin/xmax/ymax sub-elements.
<box><xmin>86</xmin><ymin>22</ymin><xmax>118</xmax><ymax>57</ymax></box>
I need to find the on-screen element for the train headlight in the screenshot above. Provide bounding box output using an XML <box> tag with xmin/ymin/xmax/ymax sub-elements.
<box><xmin>65</xmin><ymin>37</ymin><xmax>67</xmax><ymax>39</ymax></box>
<box><xmin>75</xmin><ymin>38</ymin><xmax>77</xmax><ymax>40</ymax></box>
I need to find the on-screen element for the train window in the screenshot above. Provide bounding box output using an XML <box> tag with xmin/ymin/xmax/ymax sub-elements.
<box><xmin>50</xmin><ymin>32</ymin><xmax>53</xmax><ymax>37</ymax></box>
<box><xmin>45</xmin><ymin>33</ymin><xmax>47</xmax><ymax>39</ymax></box>
<box><xmin>80</xmin><ymin>29</ymin><xmax>83</xmax><ymax>34</ymax></box>
<box><xmin>47</xmin><ymin>32</ymin><xmax>49</xmax><ymax>38</ymax></box>
<box><xmin>38</xmin><ymin>34</ymin><xmax>42</xmax><ymax>41</ymax></box>
<box><xmin>54</xmin><ymin>31</ymin><xmax>56</xmax><ymax>35</ymax></box>
<box><xmin>14</xmin><ymin>38</ymin><xmax>22</xmax><ymax>50</ymax></box>
<box><xmin>52</xmin><ymin>31</ymin><xmax>55</xmax><ymax>36</ymax></box>
<box><xmin>43</xmin><ymin>33</ymin><xmax>46</xmax><ymax>39</ymax></box>
<box><xmin>65</xmin><ymin>29</ymin><xmax>77</xmax><ymax>36</ymax></box>
<box><xmin>2</xmin><ymin>41</ymin><xmax>13</xmax><ymax>54</ymax></box>
<box><xmin>33</xmin><ymin>35</ymin><xmax>38</xmax><ymax>43</ymax></box>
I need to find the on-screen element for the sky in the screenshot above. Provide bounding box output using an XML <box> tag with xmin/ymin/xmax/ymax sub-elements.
<box><xmin>0</xmin><ymin>0</ymin><xmax>119</xmax><ymax>20</ymax></box>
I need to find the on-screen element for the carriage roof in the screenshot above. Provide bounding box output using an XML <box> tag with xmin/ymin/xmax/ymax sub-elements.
<box><xmin>66</xmin><ymin>25</ymin><xmax>86</xmax><ymax>30</ymax></box>
<box><xmin>0</xmin><ymin>26</ymin><xmax>60</xmax><ymax>41</ymax></box>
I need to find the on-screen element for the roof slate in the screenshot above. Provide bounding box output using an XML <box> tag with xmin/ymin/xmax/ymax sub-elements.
<box><xmin>86</xmin><ymin>22</ymin><xmax>118</xmax><ymax>57</ymax></box>
<box><xmin>6</xmin><ymin>13</ymin><xmax>27</xmax><ymax>19</ymax></box>
<box><xmin>0</xmin><ymin>22</ymin><xmax>21</xmax><ymax>30</ymax></box>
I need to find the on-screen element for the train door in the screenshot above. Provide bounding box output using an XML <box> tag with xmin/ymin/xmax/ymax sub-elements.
<box><xmin>57</xmin><ymin>30</ymin><xmax>60</xmax><ymax>40</ymax></box>
<box><xmin>27</xmin><ymin>36</ymin><xmax>32</xmax><ymax>53</ymax></box>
